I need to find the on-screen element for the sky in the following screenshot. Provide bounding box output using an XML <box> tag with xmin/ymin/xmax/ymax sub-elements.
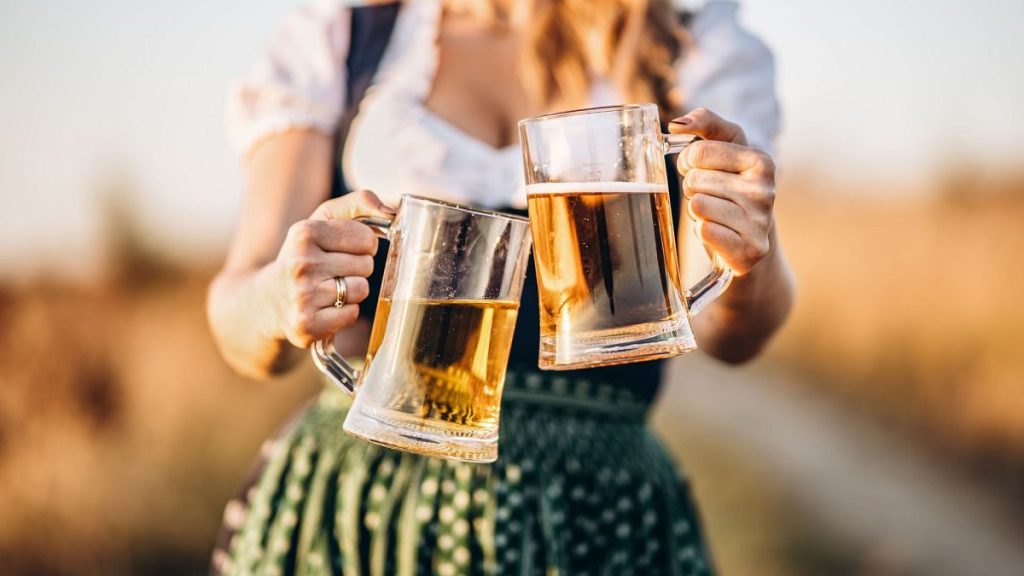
<box><xmin>2</xmin><ymin>0</ymin><xmax>1023</xmax><ymax>278</ymax></box>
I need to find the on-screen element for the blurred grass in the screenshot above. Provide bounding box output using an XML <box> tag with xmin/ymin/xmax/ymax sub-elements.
<box><xmin>0</xmin><ymin>271</ymin><xmax>321</xmax><ymax>574</ymax></box>
<box><xmin>771</xmin><ymin>170</ymin><xmax>1024</xmax><ymax>503</ymax></box>
<box><xmin>651</xmin><ymin>403</ymin><xmax>865</xmax><ymax>576</ymax></box>
<box><xmin>1</xmin><ymin>172</ymin><xmax>1022</xmax><ymax>573</ymax></box>
<box><xmin>0</xmin><ymin>194</ymin><xmax>321</xmax><ymax>573</ymax></box>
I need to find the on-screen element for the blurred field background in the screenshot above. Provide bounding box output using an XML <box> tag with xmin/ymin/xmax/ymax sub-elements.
<box><xmin>3</xmin><ymin>0</ymin><xmax>1024</xmax><ymax>575</ymax></box>
<box><xmin>776</xmin><ymin>170</ymin><xmax>1024</xmax><ymax>496</ymax></box>
<box><xmin>3</xmin><ymin>170</ymin><xmax>1022</xmax><ymax>574</ymax></box>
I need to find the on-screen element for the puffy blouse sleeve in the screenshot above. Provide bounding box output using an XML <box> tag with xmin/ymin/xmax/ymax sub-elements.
<box><xmin>226</xmin><ymin>0</ymin><xmax>351</xmax><ymax>155</ymax></box>
<box><xmin>678</xmin><ymin>1</ymin><xmax>781</xmax><ymax>155</ymax></box>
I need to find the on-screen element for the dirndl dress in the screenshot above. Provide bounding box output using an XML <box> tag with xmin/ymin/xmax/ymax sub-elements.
<box><xmin>215</xmin><ymin>7</ymin><xmax>715</xmax><ymax>569</ymax></box>
<box><xmin>212</xmin><ymin>363</ymin><xmax>715</xmax><ymax>576</ymax></box>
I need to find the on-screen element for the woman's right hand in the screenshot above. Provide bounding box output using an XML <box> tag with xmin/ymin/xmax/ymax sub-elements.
<box><xmin>268</xmin><ymin>190</ymin><xmax>395</xmax><ymax>349</ymax></box>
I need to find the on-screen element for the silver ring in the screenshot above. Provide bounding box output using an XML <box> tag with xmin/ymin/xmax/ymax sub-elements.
<box><xmin>333</xmin><ymin>277</ymin><xmax>347</xmax><ymax>308</ymax></box>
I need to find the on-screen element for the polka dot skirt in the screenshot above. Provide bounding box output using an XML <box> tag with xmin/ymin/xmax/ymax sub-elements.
<box><xmin>212</xmin><ymin>368</ymin><xmax>716</xmax><ymax>575</ymax></box>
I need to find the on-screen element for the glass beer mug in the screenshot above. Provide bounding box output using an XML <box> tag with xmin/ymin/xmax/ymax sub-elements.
<box><xmin>312</xmin><ymin>195</ymin><xmax>533</xmax><ymax>462</ymax></box>
<box><xmin>519</xmin><ymin>103</ymin><xmax>733</xmax><ymax>370</ymax></box>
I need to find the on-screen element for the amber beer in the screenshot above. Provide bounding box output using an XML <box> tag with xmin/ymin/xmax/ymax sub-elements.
<box><xmin>360</xmin><ymin>297</ymin><xmax>519</xmax><ymax>431</ymax></box>
<box><xmin>519</xmin><ymin>104</ymin><xmax>732</xmax><ymax>370</ymax></box>
<box><xmin>527</xmin><ymin>182</ymin><xmax>689</xmax><ymax>369</ymax></box>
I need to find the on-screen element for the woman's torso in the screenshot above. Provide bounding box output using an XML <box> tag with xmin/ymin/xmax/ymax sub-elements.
<box><xmin>214</xmin><ymin>3</ymin><xmax>779</xmax><ymax>571</ymax></box>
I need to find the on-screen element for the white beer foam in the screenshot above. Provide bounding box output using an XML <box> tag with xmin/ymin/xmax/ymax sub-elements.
<box><xmin>525</xmin><ymin>182</ymin><xmax>666</xmax><ymax>196</ymax></box>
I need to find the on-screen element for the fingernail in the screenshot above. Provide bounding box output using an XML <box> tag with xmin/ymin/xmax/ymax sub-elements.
<box><xmin>670</xmin><ymin>117</ymin><xmax>692</xmax><ymax>126</ymax></box>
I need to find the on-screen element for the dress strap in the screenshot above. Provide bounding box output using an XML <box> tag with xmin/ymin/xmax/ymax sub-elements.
<box><xmin>332</xmin><ymin>3</ymin><xmax>402</xmax><ymax>198</ymax></box>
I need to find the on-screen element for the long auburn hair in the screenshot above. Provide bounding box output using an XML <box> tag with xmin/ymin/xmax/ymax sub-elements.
<box><xmin>451</xmin><ymin>0</ymin><xmax>690</xmax><ymax>117</ymax></box>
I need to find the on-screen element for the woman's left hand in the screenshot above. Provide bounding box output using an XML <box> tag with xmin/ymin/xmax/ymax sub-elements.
<box><xmin>668</xmin><ymin>108</ymin><xmax>776</xmax><ymax>276</ymax></box>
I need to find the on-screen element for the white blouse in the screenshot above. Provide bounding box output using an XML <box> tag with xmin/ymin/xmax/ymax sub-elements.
<box><xmin>227</xmin><ymin>0</ymin><xmax>780</xmax><ymax>209</ymax></box>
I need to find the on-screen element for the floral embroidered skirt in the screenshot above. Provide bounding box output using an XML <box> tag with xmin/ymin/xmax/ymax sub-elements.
<box><xmin>212</xmin><ymin>367</ymin><xmax>715</xmax><ymax>575</ymax></box>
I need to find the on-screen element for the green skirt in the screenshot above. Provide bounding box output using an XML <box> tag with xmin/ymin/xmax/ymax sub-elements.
<box><xmin>212</xmin><ymin>368</ymin><xmax>715</xmax><ymax>575</ymax></box>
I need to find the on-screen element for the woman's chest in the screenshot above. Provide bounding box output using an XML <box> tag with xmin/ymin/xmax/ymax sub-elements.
<box><xmin>342</xmin><ymin>3</ymin><xmax>622</xmax><ymax>210</ymax></box>
<box><xmin>343</xmin><ymin>12</ymin><xmax>529</xmax><ymax>208</ymax></box>
<box><xmin>426</xmin><ymin>19</ymin><xmax>532</xmax><ymax>150</ymax></box>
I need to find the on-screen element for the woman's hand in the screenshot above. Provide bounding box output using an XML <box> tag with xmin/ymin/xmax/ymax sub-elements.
<box><xmin>209</xmin><ymin>131</ymin><xmax>398</xmax><ymax>378</ymax></box>
<box><xmin>267</xmin><ymin>190</ymin><xmax>395</xmax><ymax>348</ymax></box>
<box><xmin>669</xmin><ymin>107</ymin><xmax>776</xmax><ymax>276</ymax></box>
<box><xmin>666</xmin><ymin>108</ymin><xmax>793</xmax><ymax>364</ymax></box>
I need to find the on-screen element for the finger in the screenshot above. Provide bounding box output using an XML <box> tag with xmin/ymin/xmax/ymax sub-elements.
<box><xmin>676</xmin><ymin>140</ymin><xmax>768</xmax><ymax>176</ymax></box>
<box><xmin>698</xmin><ymin>220</ymin><xmax>771</xmax><ymax>276</ymax></box>
<box><xmin>292</xmin><ymin>304</ymin><xmax>361</xmax><ymax>347</ymax></box>
<box><xmin>682</xmin><ymin>168</ymin><xmax>768</xmax><ymax>201</ymax></box>
<box><xmin>332</xmin><ymin>253</ymin><xmax>375</xmax><ymax>278</ymax></box>
<box><xmin>688</xmin><ymin>193</ymin><xmax>746</xmax><ymax>236</ymax></box>
<box><xmin>311</xmin><ymin>189</ymin><xmax>396</xmax><ymax>221</ymax></box>
<box><xmin>697</xmin><ymin>221</ymin><xmax>750</xmax><ymax>274</ymax></box>
<box><xmin>294</xmin><ymin>250</ymin><xmax>375</xmax><ymax>279</ymax></box>
<box><xmin>313</xmin><ymin>276</ymin><xmax>370</xmax><ymax>308</ymax></box>
<box><xmin>686</xmin><ymin>168</ymin><xmax>772</xmax><ymax>239</ymax></box>
<box><xmin>668</xmin><ymin>107</ymin><xmax>747</xmax><ymax>145</ymax></box>
<box><xmin>289</xmin><ymin>219</ymin><xmax>379</xmax><ymax>256</ymax></box>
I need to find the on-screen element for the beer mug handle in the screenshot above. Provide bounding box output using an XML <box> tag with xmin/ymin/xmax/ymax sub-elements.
<box><xmin>310</xmin><ymin>216</ymin><xmax>393</xmax><ymax>395</ymax></box>
<box><xmin>664</xmin><ymin>133</ymin><xmax>735</xmax><ymax>315</ymax></box>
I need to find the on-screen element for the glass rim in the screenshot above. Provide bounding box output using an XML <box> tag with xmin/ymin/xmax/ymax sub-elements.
<box><xmin>401</xmin><ymin>194</ymin><xmax>530</xmax><ymax>224</ymax></box>
<box><xmin>517</xmin><ymin>103</ymin><xmax>657</xmax><ymax>128</ymax></box>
